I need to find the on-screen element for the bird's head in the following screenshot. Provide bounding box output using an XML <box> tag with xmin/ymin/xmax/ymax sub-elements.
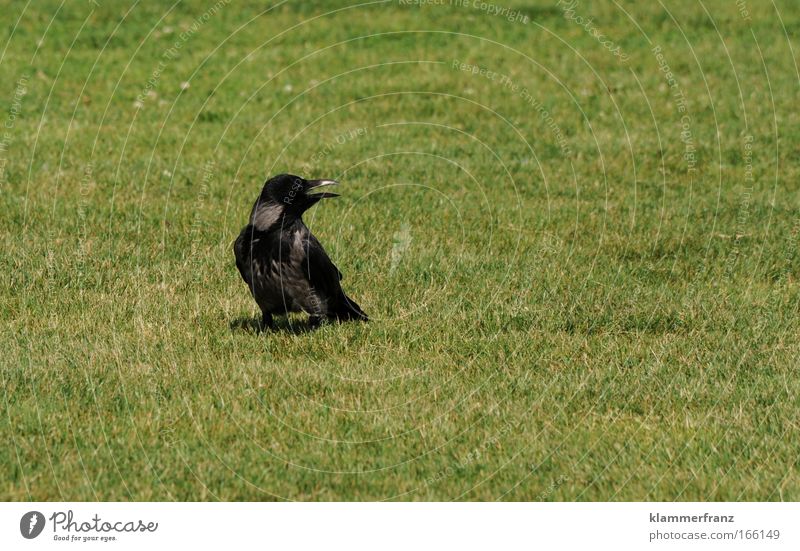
<box><xmin>250</xmin><ymin>173</ymin><xmax>339</xmax><ymax>229</ymax></box>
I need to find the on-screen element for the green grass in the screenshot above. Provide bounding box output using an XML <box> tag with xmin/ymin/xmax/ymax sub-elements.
<box><xmin>1</xmin><ymin>0</ymin><xmax>799</xmax><ymax>501</ymax></box>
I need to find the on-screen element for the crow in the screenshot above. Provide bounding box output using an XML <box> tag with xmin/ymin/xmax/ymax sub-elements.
<box><xmin>233</xmin><ymin>173</ymin><xmax>368</xmax><ymax>330</ymax></box>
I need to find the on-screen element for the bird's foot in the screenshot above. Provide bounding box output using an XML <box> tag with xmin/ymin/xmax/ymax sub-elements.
<box><xmin>259</xmin><ymin>313</ymin><xmax>275</xmax><ymax>332</ymax></box>
<box><xmin>308</xmin><ymin>315</ymin><xmax>323</xmax><ymax>329</ymax></box>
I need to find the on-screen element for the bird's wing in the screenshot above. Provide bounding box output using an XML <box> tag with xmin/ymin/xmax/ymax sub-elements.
<box><xmin>302</xmin><ymin>232</ymin><xmax>344</xmax><ymax>299</ymax></box>
<box><xmin>233</xmin><ymin>226</ymin><xmax>253</xmax><ymax>287</ymax></box>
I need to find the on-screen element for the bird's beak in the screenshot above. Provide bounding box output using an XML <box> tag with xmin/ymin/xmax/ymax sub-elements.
<box><xmin>306</xmin><ymin>179</ymin><xmax>340</xmax><ymax>199</ymax></box>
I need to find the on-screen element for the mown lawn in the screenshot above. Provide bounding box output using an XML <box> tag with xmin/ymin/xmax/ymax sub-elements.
<box><xmin>1</xmin><ymin>0</ymin><xmax>799</xmax><ymax>500</ymax></box>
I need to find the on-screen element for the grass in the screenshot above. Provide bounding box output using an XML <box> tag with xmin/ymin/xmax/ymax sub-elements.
<box><xmin>1</xmin><ymin>0</ymin><xmax>799</xmax><ymax>501</ymax></box>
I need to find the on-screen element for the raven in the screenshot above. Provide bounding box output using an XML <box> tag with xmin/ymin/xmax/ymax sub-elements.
<box><xmin>233</xmin><ymin>174</ymin><xmax>368</xmax><ymax>330</ymax></box>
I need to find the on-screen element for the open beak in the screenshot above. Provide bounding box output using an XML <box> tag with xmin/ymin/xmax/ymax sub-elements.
<box><xmin>306</xmin><ymin>179</ymin><xmax>340</xmax><ymax>199</ymax></box>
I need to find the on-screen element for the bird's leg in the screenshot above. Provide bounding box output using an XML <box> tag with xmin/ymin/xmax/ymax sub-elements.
<box><xmin>260</xmin><ymin>312</ymin><xmax>275</xmax><ymax>332</ymax></box>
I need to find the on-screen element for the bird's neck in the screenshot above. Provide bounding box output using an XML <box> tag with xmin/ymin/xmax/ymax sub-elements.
<box><xmin>251</xmin><ymin>203</ymin><xmax>309</xmax><ymax>233</ymax></box>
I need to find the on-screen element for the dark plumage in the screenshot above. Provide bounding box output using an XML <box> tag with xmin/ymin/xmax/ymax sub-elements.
<box><xmin>233</xmin><ymin>173</ymin><xmax>368</xmax><ymax>329</ymax></box>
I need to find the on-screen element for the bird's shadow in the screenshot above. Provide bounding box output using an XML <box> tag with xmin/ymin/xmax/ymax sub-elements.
<box><xmin>229</xmin><ymin>316</ymin><xmax>318</xmax><ymax>335</ymax></box>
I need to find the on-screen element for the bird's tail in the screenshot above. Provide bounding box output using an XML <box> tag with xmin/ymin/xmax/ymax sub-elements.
<box><xmin>333</xmin><ymin>293</ymin><xmax>369</xmax><ymax>322</ymax></box>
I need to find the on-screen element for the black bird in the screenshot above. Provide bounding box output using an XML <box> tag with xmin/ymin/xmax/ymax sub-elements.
<box><xmin>233</xmin><ymin>173</ymin><xmax>368</xmax><ymax>330</ymax></box>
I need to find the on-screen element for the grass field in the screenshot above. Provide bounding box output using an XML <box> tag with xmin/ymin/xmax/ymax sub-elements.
<box><xmin>2</xmin><ymin>0</ymin><xmax>799</xmax><ymax>501</ymax></box>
